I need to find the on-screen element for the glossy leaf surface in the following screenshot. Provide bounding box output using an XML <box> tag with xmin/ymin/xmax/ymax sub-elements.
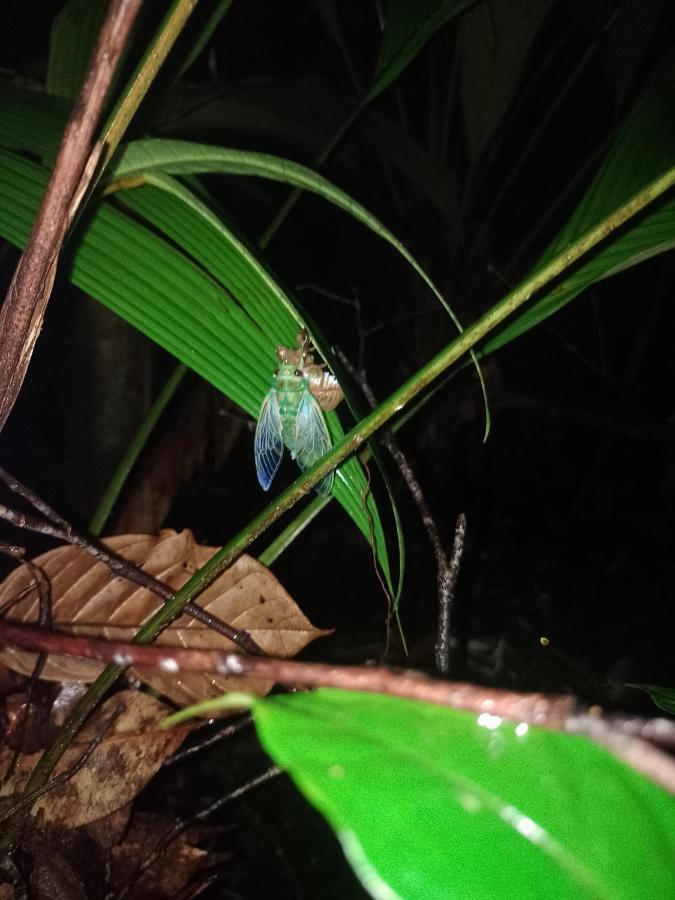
<box><xmin>252</xmin><ymin>689</ymin><xmax>675</xmax><ymax>899</ymax></box>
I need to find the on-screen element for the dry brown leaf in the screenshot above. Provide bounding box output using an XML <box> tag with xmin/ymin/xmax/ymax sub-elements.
<box><xmin>1</xmin><ymin>690</ymin><xmax>57</xmax><ymax>753</ymax></box>
<box><xmin>0</xmin><ymin>529</ymin><xmax>330</xmax><ymax>708</ymax></box>
<box><xmin>110</xmin><ymin>812</ymin><xmax>227</xmax><ymax>900</ymax></box>
<box><xmin>84</xmin><ymin>802</ymin><xmax>132</xmax><ymax>849</ymax></box>
<box><xmin>0</xmin><ymin>691</ymin><xmax>192</xmax><ymax>828</ymax></box>
<box><xmin>29</xmin><ymin>848</ymin><xmax>88</xmax><ymax>900</ymax></box>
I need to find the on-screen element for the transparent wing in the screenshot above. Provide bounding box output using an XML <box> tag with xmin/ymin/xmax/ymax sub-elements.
<box><xmin>294</xmin><ymin>389</ymin><xmax>334</xmax><ymax>496</ymax></box>
<box><xmin>254</xmin><ymin>389</ymin><xmax>283</xmax><ymax>490</ymax></box>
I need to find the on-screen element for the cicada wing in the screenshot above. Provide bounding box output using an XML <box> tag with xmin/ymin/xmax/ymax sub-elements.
<box><xmin>294</xmin><ymin>390</ymin><xmax>334</xmax><ymax>495</ymax></box>
<box><xmin>254</xmin><ymin>390</ymin><xmax>283</xmax><ymax>490</ymax></box>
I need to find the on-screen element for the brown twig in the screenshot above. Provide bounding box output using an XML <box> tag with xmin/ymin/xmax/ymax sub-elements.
<box><xmin>2</xmin><ymin>621</ymin><xmax>675</xmax><ymax>793</ymax></box>
<box><xmin>435</xmin><ymin>513</ymin><xmax>466</xmax><ymax>675</ymax></box>
<box><xmin>164</xmin><ymin>716</ymin><xmax>252</xmax><ymax>767</ymax></box>
<box><xmin>0</xmin><ymin>0</ymin><xmax>143</xmax><ymax>433</ymax></box>
<box><xmin>0</xmin><ymin>467</ymin><xmax>264</xmax><ymax>655</ymax></box>
<box><xmin>335</xmin><ymin>350</ymin><xmax>467</xmax><ymax>673</ymax></box>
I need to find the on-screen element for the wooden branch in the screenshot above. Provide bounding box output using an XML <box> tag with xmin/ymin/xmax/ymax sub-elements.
<box><xmin>0</xmin><ymin>0</ymin><xmax>143</xmax><ymax>432</ymax></box>
<box><xmin>0</xmin><ymin>465</ymin><xmax>264</xmax><ymax>655</ymax></box>
<box><xmin>3</xmin><ymin>622</ymin><xmax>674</xmax><ymax>793</ymax></box>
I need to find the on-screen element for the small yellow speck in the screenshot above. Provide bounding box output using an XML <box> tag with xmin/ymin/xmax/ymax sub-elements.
<box><xmin>539</xmin><ymin>636</ymin><xmax>550</xmax><ymax>647</ymax></box>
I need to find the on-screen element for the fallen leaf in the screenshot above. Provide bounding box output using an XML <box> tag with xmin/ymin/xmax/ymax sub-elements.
<box><xmin>29</xmin><ymin>848</ymin><xmax>88</xmax><ymax>900</ymax></box>
<box><xmin>1</xmin><ymin>690</ymin><xmax>56</xmax><ymax>753</ymax></box>
<box><xmin>0</xmin><ymin>691</ymin><xmax>193</xmax><ymax>828</ymax></box>
<box><xmin>0</xmin><ymin>530</ymin><xmax>330</xmax><ymax>709</ymax></box>
<box><xmin>84</xmin><ymin>802</ymin><xmax>132</xmax><ymax>849</ymax></box>
<box><xmin>109</xmin><ymin>812</ymin><xmax>228</xmax><ymax>900</ymax></box>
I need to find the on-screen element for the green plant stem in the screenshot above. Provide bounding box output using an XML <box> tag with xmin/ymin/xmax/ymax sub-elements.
<box><xmin>257</xmin><ymin>495</ymin><xmax>330</xmax><ymax>567</ymax></box>
<box><xmin>88</xmin><ymin>362</ymin><xmax>186</xmax><ymax>537</ymax></box>
<box><xmin>8</xmin><ymin>164</ymin><xmax>675</xmax><ymax>848</ymax></box>
<box><xmin>99</xmin><ymin>0</ymin><xmax>199</xmax><ymax>168</ymax></box>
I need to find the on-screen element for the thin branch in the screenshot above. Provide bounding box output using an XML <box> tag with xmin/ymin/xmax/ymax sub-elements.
<box><xmin>2</xmin><ymin>621</ymin><xmax>675</xmax><ymax>794</ymax></box>
<box><xmin>0</xmin><ymin>467</ymin><xmax>264</xmax><ymax>656</ymax></box>
<box><xmin>0</xmin><ymin>621</ymin><xmax>573</xmax><ymax>724</ymax></box>
<box><xmin>336</xmin><ymin>350</ymin><xmax>467</xmax><ymax>674</ymax></box>
<box><xmin>0</xmin><ymin>0</ymin><xmax>143</xmax><ymax>433</ymax></box>
<box><xmin>164</xmin><ymin>716</ymin><xmax>252</xmax><ymax>767</ymax></box>
<box><xmin>435</xmin><ymin>513</ymin><xmax>466</xmax><ymax>675</ymax></box>
<box><xmin>11</xmin><ymin>162</ymin><xmax>675</xmax><ymax>837</ymax></box>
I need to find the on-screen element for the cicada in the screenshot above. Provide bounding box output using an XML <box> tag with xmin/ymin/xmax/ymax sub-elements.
<box><xmin>254</xmin><ymin>331</ymin><xmax>343</xmax><ymax>496</ymax></box>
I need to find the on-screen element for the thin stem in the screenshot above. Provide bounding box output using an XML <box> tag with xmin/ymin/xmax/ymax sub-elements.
<box><xmin>4</xmin><ymin>622</ymin><xmax>675</xmax><ymax>793</ymax></box>
<box><xmin>0</xmin><ymin>0</ymin><xmax>143</xmax><ymax>432</ymax></box>
<box><xmin>8</xmin><ymin>163</ymin><xmax>675</xmax><ymax>840</ymax></box>
<box><xmin>434</xmin><ymin>513</ymin><xmax>466</xmax><ymax>675</ymax></box>
<box><xmin>99</xmin><ymin>0</ymin><xmax>199</xmax><ymax>170</ymax></box>
<box><xmin>0</xmin><ymin>476</ymin><xmax>263</xmax><ymax>655</ymax></box>
<box><xmin>257</xmin><ymin>495</ymin><xmax>329</xmax><ymax>567</ymax></box>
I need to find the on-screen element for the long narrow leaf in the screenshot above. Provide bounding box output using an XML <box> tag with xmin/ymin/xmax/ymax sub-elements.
<box><xmin>0</xmin><ymin>148</ymin><xmax>393</xmax><ymax>586</ymax></box>
<box><xmin>484</xmin><ymin>64</ymin><xmax>675</xmax><ymax>354</ymax></box>
<box><xmin>368</xmin><ymin>0</ymin><xmax>478</xmax><ymax>103</ymax></box>
<box><xmin>114</xmin><ymin>178</ymin><xmax>393</xmax><ymax>587</ymax></box>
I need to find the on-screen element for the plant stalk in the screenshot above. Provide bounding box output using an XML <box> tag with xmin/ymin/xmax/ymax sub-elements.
<box><xmin>7</xmin><ymin>163</ymin><xmax>675</xmax><ymax>844</ymax></box>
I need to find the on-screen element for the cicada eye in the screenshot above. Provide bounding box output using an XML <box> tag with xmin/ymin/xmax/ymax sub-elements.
<box><xmin>295</xmin><ymin>368</ymin><xmax>303</xmax><ymax>377</ymax></box>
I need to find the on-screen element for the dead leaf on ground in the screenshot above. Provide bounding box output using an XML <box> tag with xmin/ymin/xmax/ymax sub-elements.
<box><xmin>29</xmin><ymin>847</ymin><xmax>88</xmax><ymax>900</ymax></box>
<box><xmin>0</xmin><ymin>691</ymin><xmax>193</xmax><ymax>828</ymax></box>
<box><xmin>84</xmin><ymin>802</ymin><xmax>132</xmax><ymax>849</ymax></box>
<box><xmin>1</xmin><ymin>689</ymin><xmax>58</xmax><ymax>753</ymax></box>
<box><xmin>110</xmin><ymin>812</ymin><xmax>228</xmax><ymax>900</ymax></box>
<box><xmin>0</xmin><ymin>529</ymin><xmax>330</xmax><ymax>709</ymax></box>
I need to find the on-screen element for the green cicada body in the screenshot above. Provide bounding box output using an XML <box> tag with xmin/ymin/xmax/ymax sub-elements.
<box><xmin>254</xmin><ymin>361</ymin><xmax>335</xmax><ymax>496</ymax></box>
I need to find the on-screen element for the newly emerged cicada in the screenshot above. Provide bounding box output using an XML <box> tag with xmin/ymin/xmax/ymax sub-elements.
<box><xmin>254</xmin><ymin>331</ymin><xmax>343</xmax><ymax>495</ymax></box>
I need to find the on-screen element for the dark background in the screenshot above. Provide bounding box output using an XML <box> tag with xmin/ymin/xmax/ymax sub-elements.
<box><xmin>2</xmin><ymin>1</ymin><xmax>675</xmax><ymax>897</ymax></box>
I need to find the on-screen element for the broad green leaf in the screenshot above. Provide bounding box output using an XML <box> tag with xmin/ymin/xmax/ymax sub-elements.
<box><xmin>0</xmin><ymin>86</ymin><xmax>488</xmax><ymax>441</ymax></box>
<box><xmin>632</xmin><ymin>684</ymin><xmax>675</xmax><ymax>716</ymax></box>
<box><xmin>107</xmin><ymin>137</ymin><xmax>455</xmax><ymax>310</ymax></box>
<box><xmin>113</xmin><ymin>177</ymin><xmax>393</xmax><ymax>586</ymax></box>
<box><xmin>47</xmin><ymin>0</ymin><xmax>108</xmax><ymax>100</ymax></box>
<box><xmin>107</xmin><ymin>137</ymin><xmax>490</xmax><ymax>436</ymax></box>
<box><xmin>368</xmin><ymin>0</ymin><xmax>478</xmax><ymax>103</ymax></box>
<box><xmin>252</xmin><ymin>689</ymin><xmax>675</xmax><ymax>900</ymax></box>
<box><xmin>484</xmin><ymin>63</ymin><xmax>675</xmax><ymax>354</ymax></box>
<box><xmin>0</xmin><ymin>147</ymin><xmax>393</xmax><ymax>587</ymax></box>
<box><xmin>0</xmin><ymin>84</ymin><xmax>398</xmax><ymax>591</ymax></box>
